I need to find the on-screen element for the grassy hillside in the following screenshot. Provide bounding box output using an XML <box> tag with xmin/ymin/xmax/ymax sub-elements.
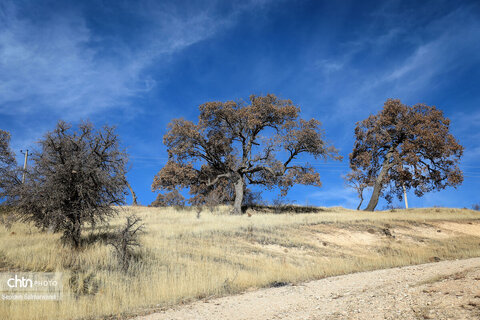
<box><xmin>1</xmin><ymin>206</ymin><xmax>480</xmax><ymax>319</ymax></box>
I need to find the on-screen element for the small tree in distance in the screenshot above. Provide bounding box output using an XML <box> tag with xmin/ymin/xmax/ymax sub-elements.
<box><xmin>349</xmin><ymin>99</ymin><xmax>464</xmax><ymax>211</ymax></box>
<box><xmin>153</xmin><ymin>94</ymin><xmax>341</xmax><ymax>214</ymax></box>
<box><xmin>12</xmin><ymin>121</ymin><xmax>128</xmax><ymax>248</ymax></box>
<box><xmin>343</xmin><ymin>169</ymin><xmax>368</xmax><ymax>210</ymax></box>
<box><xmin>150</xmin><ymin>189</ymin><xmax>185</xmax><ymax>208</ymax></box>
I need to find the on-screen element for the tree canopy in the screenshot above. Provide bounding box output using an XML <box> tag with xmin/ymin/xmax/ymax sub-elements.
<box><xmin>11</xmin><ymin>121</ymin><xmax>129</xmax><ymax>247</ymax></box>
<box><xmin>349</xmin><ymin>99</ymin><xmax>464</xmax><ymax>211</ymax></box>
<box><xmin>0</xmin><ymin>129</ymin><xmax>19</xmax><ymax>201</ymax></box>
<box><xmin>153</xmin><ymin>94</ymin><xmax>341</xmax><ymax>214</ymax></box>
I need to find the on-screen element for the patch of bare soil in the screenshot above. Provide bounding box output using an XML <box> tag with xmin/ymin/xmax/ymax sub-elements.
<box><xmin>134</xmin><ymin>257</ymin><xmax>480</xmax><ymax>320</ymax></box>
<box><xmin>435</xmin><ymin>221</ymin><xmax>480</xmax><ymax>237</ymax></box>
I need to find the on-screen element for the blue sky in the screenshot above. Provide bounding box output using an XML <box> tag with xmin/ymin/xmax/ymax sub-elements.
<box><xmin>1</xmin><ymin>0</ymin><xmax>479</xmax><ymax>209</ymax></box>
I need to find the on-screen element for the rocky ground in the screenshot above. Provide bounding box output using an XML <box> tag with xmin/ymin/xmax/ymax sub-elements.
<box><xmin>135</xmin><ymin>257</ymin><xmax>480</xmax><ymax>320</ymax></box>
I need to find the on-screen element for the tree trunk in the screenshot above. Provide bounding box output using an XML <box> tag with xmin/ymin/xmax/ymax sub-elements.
<box><xmin>231</xmin><ymin>178</ymin><xmax>244</xmax><ymax>215</ymax></box>
<box><xmin>402</xmin><ymin>183</ymin><xmax>408</xmax><ymax>209</ymax></box>
<box><xmin>70</xmin><ymin>219</ymin><xmax>82</xmax><ymax>248</ymax></box>
<box><xmin>365</xmin><ymin>150</ymin><xmax>394</xmax><ymax>212</ymax></box>
<box><xmin>126</xmin><ymin>181</ymin><xmax>138</xmax><ymax>206</ymax></box>
<box><xmin>356</xmin><ymin>194</ymin><xmax>363</xmax><ymax>210</ymax></box>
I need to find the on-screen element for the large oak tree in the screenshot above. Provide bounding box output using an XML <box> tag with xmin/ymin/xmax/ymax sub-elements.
<box><xmin>349</xmin><ymin>99</ymin><xmax>463</xmax><ymax>211</ymax></box>
<box><xmin>153</xmin><ymin>94</ymin><xmax>341</xmax><ymax>214</ymax></box>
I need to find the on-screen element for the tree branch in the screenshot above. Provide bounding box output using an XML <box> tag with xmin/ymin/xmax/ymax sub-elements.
<box><xmin>206</xmin><ymin>172</ymin><xmax>232</xmax><ymax>187</ymax></box>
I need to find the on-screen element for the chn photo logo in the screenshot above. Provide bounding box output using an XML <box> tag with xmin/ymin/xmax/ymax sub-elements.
<box><xmin>7</xmin><ymin>275</ymin><xmax>33</xmax><ymax>288</ymax></box>
<box><xmin>0</xmin><ymin>272</ymin><xmax>62</xmax><ymax>301</ymax></box>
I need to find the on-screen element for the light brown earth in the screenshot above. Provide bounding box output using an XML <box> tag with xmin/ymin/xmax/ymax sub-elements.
<box><xmin>135</xmin><ymin>257</ymin><xmax>480</xmax><ymax>320</ymax></box>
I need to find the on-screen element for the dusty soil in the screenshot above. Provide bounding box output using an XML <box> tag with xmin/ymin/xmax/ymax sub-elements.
<box><xmin>135</xmin><ymin>257</ymin><xmax>480</xmax><ymax>320</ymax></box>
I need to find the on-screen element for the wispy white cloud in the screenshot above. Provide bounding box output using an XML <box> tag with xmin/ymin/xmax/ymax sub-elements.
<box><xmin>384</xmin><ymin>11</ymin><xmax>480</xmax><ymax>90</ymax></box>
<box><xmin>313</xmin><ymin>59</ymin><xmax>344</xmax><ymax>74</ymax></box>
<box><xmin>0</xmin><ymin>0</ymin><xmax>268</xmax><ymax>119</ymax></box>
<box><xmin>312</xmin><ymin>4</ymin><xmax>480</xmax><ymax>122</ymax></box>
<box><xmin>0</xmin><ymin>2</ymin><xmax>135</xmax><ymax>117</ymax></box>
<box><xmin>451</xmin><ymin>110</ymin><xmax>480</xmax><ymax>133</ymax></box>
<box><xmin>460</xmin><ymin>146</ymin><xmax>480</xmax><ymax>169</ymax></box>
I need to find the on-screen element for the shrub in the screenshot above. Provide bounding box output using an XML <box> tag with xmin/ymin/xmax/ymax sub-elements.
<box><xmin>108</xmin><ymin>215</ymin><xmax>145</xmax><ymax>272</ymax></box>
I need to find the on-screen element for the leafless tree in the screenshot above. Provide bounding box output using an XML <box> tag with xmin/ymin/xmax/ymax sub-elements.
<box><xmin>108</xmin><ymin>214</ymin><xmax>145</xmax><ymax>272</ymax></box>
<box><xmin>152</xmin><ymin>94</ymin><xmax>341</xmax><ymax>214</ymax></box>
<box><xmin>12</xmin><ymin>121</ymin><xmax>128</xmax><ymax>248</ymax></box>
<box><xmin>0</xmin><ymin>129</ymin><xmax>20</xmax><ymax>201</ymax></box>
<box><xmin>349</xmin><ymin>99</ymin><xmax>463</xmax><ymax>211</ymax></box>
<box><xmin>343</xmin><ymin>169</ymin><xmax>369</xmax><ymax>210</ymax></box>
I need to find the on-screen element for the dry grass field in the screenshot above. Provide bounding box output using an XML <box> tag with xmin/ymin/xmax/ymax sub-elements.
<box><xmin>1</xmin><ymin>206</ymin><xmax>480</xmax><ymax>320</ymax></box>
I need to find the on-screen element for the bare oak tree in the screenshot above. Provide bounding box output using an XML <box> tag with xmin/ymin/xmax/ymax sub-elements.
<box><xmin>0</xmin><ymin>129</ymin><xmax>19</xmax><ymax>202</ymax></box>
<box><xmin>343</xmin><ymin>169</ymin><xmax>368</xmax><ymax>210</ymax></box>
<box><xmin>153</xmin><ymin>94</ymin><xmax>341</xmax><ymax>214</ymax></box>
<box><xmin>349</xmin><ymin>99</ymin><xmax>463</xmax><ymax>211</ymax></box>
<box><xmin>12</xmin><ymin>121</ymin><xmax>128</xmax><ymax>248</ymax></box>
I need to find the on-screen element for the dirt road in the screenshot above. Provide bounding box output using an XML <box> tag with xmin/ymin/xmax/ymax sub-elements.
<box><xmin>135</xmin><ymin>257</ymin><xmax>480</xmax><ymax>320</ymax></box>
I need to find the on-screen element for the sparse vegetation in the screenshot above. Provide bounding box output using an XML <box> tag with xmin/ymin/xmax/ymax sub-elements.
<box><xmin>108</xmin><ymin>214</ymin><xmax>145</xmax><ymax>272</ymax></box>
<box><xmin>1</xmin><ymin>206</ymin><xmax>480</xmax><ymax>320</ymax></box>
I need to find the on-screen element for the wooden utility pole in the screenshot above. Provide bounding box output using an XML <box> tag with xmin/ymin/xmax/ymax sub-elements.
<box><xmin>402</xmin><ymin>183</ymin><xmax>408</xmax><ymax>209</ymax></box>
<box><xmin>20</xmin><ymin>149</ymin><xmax>29</xmax><ymax>183</ymax></box>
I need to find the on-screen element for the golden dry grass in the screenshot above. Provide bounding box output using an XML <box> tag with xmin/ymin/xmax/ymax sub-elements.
<box><xmin>1</xmin><ymin>205</ymin><xmax>480</xmax><ymax>320</ymax></box>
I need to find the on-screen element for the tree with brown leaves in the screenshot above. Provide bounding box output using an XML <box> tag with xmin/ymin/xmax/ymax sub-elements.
<box><xmin>12</xmin><ymin>121</ymin><xmax>128</xmax><ymax>248</ymax></box>
<box><xmin>153</xmin><ymin>94</ymin><xmax>341</xmax><ymax>214</ymax></box>
<box><xmin>349</xmin><ymin>99</ymin><xmax>463</xmax><ymax>211</ymax></box>
<box><xmin>150</xmin><ymin>189</ymin><xmax>185</xmax><ymax>207</ymax></box>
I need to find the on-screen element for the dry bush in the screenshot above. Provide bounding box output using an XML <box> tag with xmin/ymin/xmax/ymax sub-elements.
<box><xmin>68</xmin><ymin>269</ymin><xmax>100</xmax><ymax>298</ymax></box>
<box><xmin>108</xmin><ymin>214</ymin><xmax>145</xmax><ymax>272</ymax></box>
<box><xmin>0</xmin><ymin>212</ymin><xmax>14</xmax><ymax>231</ymax></box>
